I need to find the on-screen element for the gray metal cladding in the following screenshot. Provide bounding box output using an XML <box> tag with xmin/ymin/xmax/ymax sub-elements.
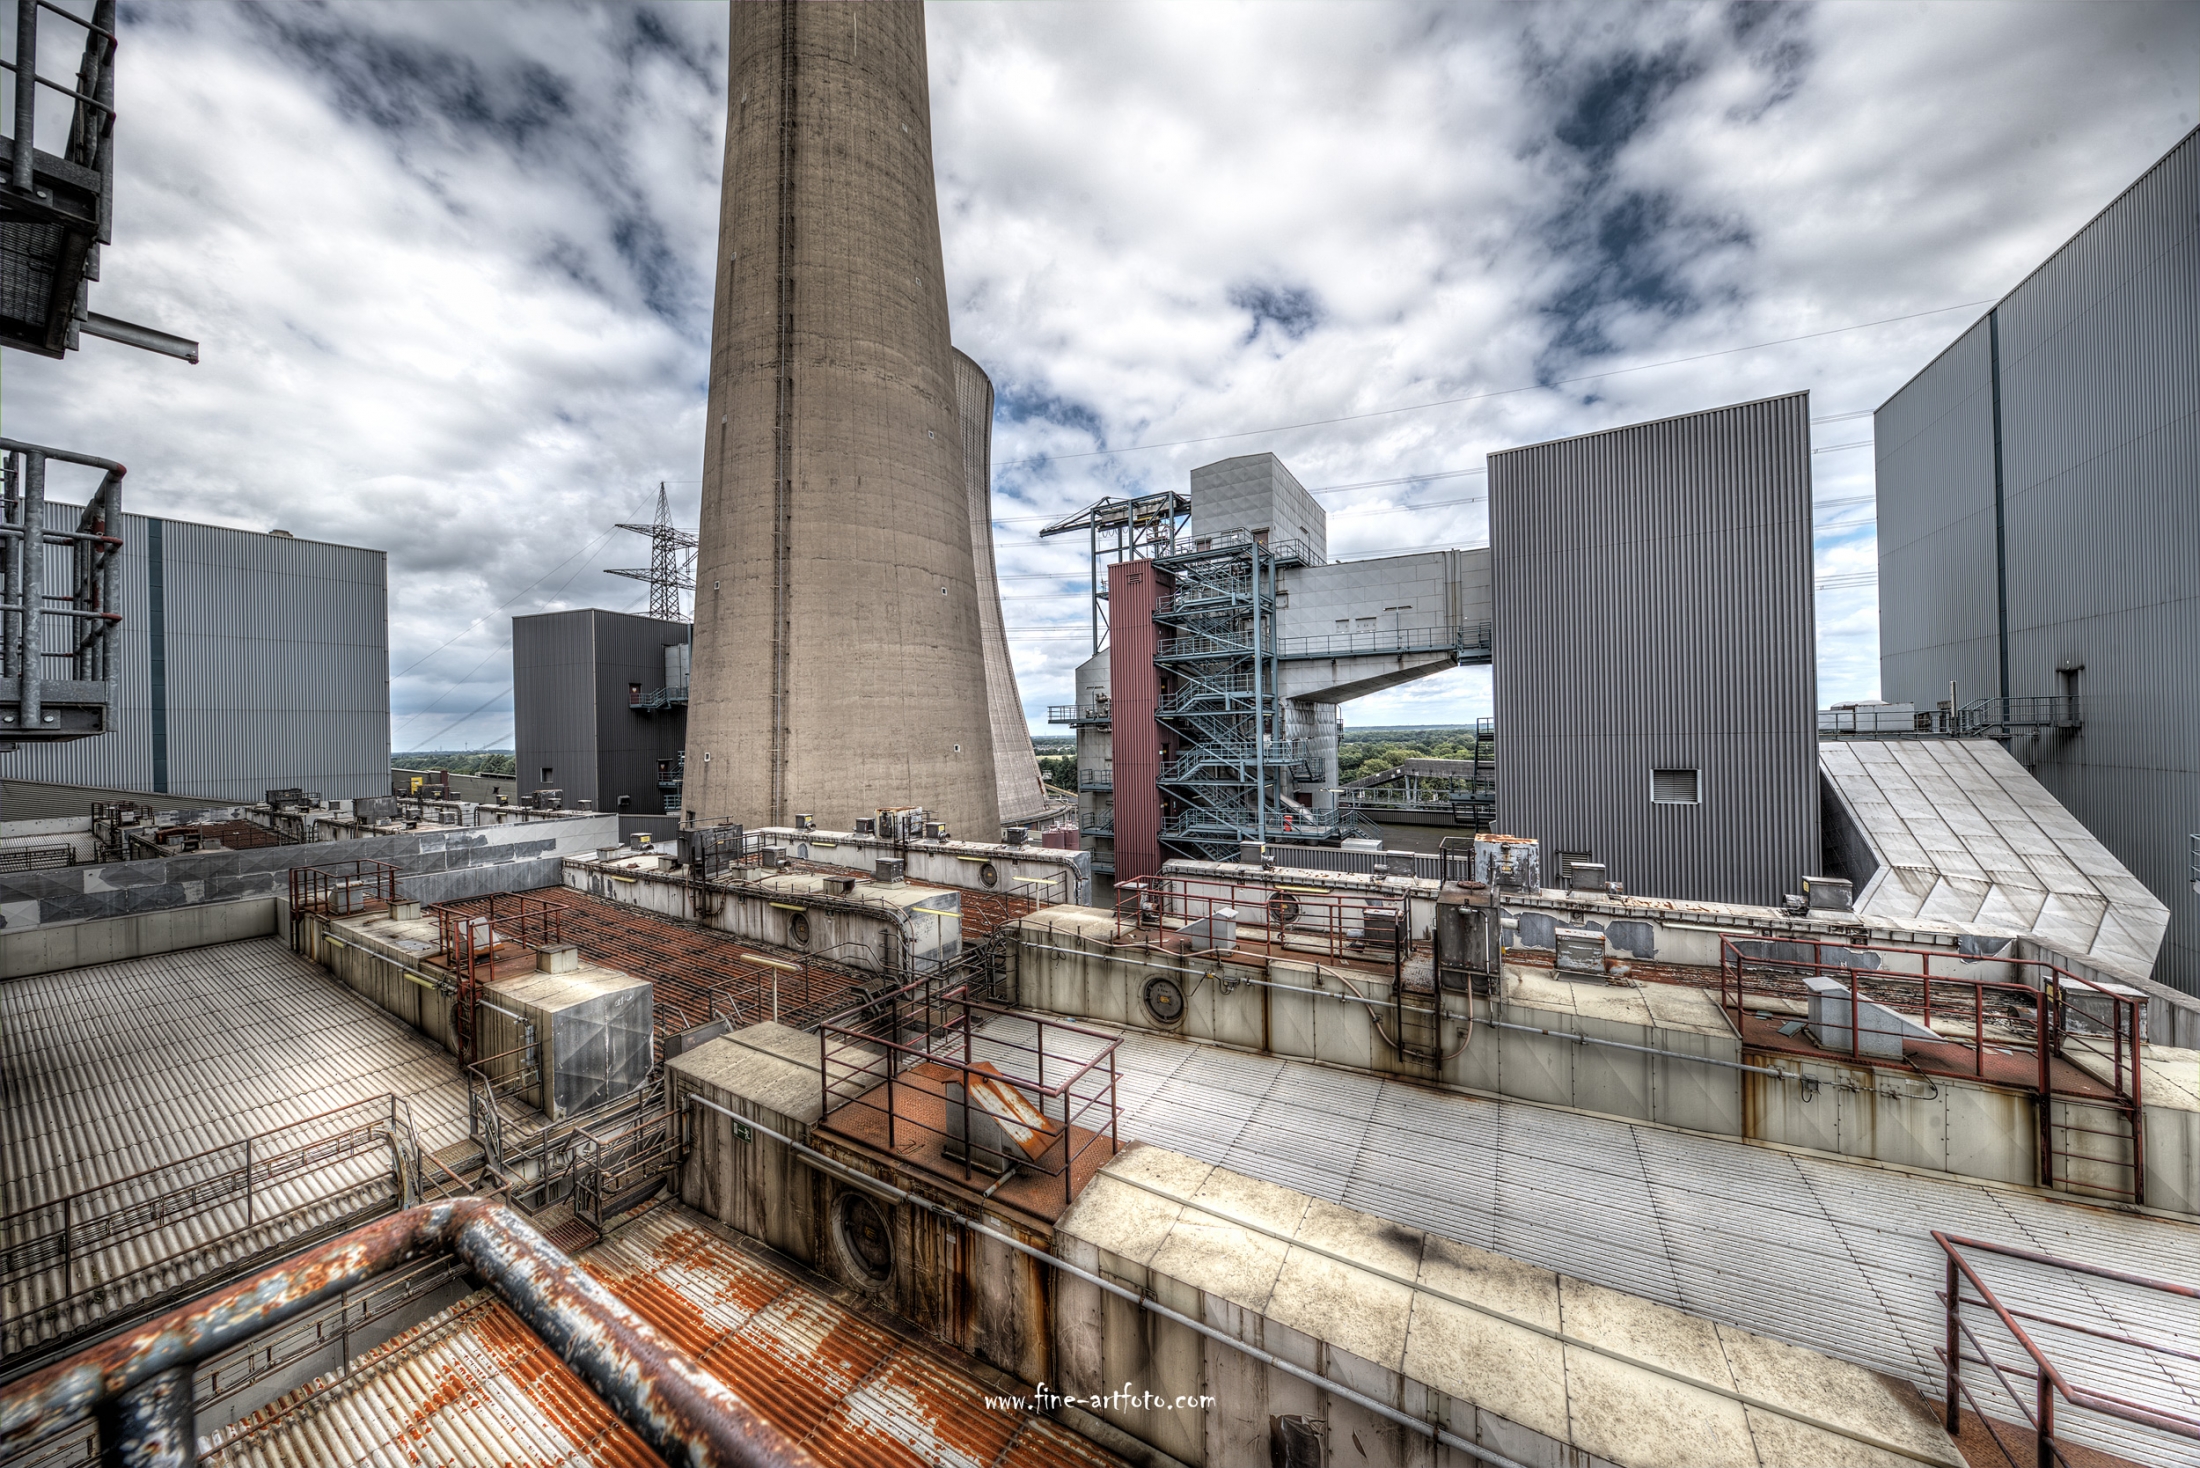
<box><xmin>1874</xmin><ymin>126</ymin><xmax>2199</xmax><ymax>994</ymax></box>
<box><xmin>0</xmin><ymin>514</ymin><xmax>388</xmax><ymax>800</ymax></box>
<box><xmin>513</xmin><ymin>607</ymin><xmax>688</xmax><ymax>813</ymax></box>
<box><xmin>1490</xmin><ymin>392</ymin><xmax>1820</xmax><ymax>906</ymax></box>
<box><xmin>1873</xmin><ymin>316</ymin><xmax>2003</xmax><ymax>707</ymax></box>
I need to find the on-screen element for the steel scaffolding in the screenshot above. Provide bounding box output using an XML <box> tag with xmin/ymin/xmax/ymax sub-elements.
<box><xmin>1150</xmin><ymin>533</ymin><xmax>1359</xmax><ymax>861</ymax></box>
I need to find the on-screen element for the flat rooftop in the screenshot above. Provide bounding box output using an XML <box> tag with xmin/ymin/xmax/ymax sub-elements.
<box><xmin>980</xmin><ymin>1014</ymin><xmax>2200</xmax><ymax>1468</ymax></box>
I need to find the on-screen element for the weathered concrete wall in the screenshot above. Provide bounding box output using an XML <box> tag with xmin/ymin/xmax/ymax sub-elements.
<box><xmin>668</xmin><ymin>1026</ymin><xmax>1057</xmax><ymax>1388</ymax></box>
<box><xmin>757</xmin><ymin>825</ymin><xmax>1092</xmax><ymax>908</ymax></box>
<box><xmin>0</xmin><ymin>896</ymin><xmax>280</xmax><ymax>978</ymax></box>
<box><xmin>0</xmin><ymin>814</ymin><xmax>618</xmax><ymax>936</ymax></box>
<box><xmin>1053</xmin><ymin>1147</ymin><xmax>1967</xmax><ymax>1468</ymax></box>
<box><xmin>562</xmin><ymin>860</ymin><xmax>928</xmax><ymax>975</ymax></box>
<box><xmin>1009</xmin><ymin>910</ymin><xmax>2200</xmax><ymax>1216</ymax></box>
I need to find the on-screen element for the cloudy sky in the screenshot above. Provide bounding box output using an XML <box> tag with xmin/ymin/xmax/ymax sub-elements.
<box><xmin>4</xmin><ymin>1</ymin><xmax>2194</xmax><ymax>751</ymax></box>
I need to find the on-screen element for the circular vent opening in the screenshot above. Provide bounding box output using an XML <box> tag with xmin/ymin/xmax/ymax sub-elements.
<box><xmin>835</xmin><ymin>1191</ymin><xmax>894</xmax><ymax>1283</ymax></box>
<box><xmin>1142</xmin><ymin>974</ymin><xmax>1186</xmax><ymax>1026</ymax></box>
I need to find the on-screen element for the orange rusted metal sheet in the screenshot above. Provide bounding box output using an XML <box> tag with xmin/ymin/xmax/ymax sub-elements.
<box><xmin>202</xmin><ymin>1291</ymin><xmax>665</xmax><ymax>1467</ymax></box>
<box><xmin>581</xmin><ymin>1209</ymin><xmax>1128</xmax><ymax>1467</ymax></box>
<box><xmin>963</xmin><ymin>1060</ymin><xmax>1061</xmax><ymax>1163</ymax></box>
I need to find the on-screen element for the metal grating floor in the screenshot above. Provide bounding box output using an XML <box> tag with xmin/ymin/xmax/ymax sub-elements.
<box><xmin>998</xmin><ymin>1019</ymin><xmax>2200</xmax><ymax>1467</ymax></box>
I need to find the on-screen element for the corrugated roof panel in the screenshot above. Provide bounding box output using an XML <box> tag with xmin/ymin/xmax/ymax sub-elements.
<box><xmin>578</xmin><ymin>1208</ymin><xmax>1128</xmax><ymax>1467</ymax></box>
<box><xmin>203</xmin><ymin>1291</ymin><xmax>662</xmax><ymax>1468</ymax></box>
<box><xmin>1</xmin><ymin>938</ymin><xmax>471</xmax><ymax>1353</ymax></box>
<box><xmin>1821</xmin><ymin>738</ymin><xmax>2168</xmax><ymax>981</ymax></box>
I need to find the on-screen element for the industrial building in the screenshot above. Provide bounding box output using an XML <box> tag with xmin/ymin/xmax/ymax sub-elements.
<box><xmin>1490</xmin><ymin>393</ymin><xmax>1821</xmax><ymax>907</ymax></box>
<box><xmin>0</xmin><ymin>508</ymin><xmax>390</xmax><ymax>803</ymax></box>
<box><xmin>7</xmin><ymin>5</ymin><xmax>2199</xmax><ymax>1468</ymax></box>
<box><xmin>511</xmin><ymin>607</ymin><xmax>689</xmax><ymax>818</ymax></box>
<box><xmin>1874</xmin><ymin>125</ymin><xmax>2199</xmax><ymax>996</ymax></box>
<box><xmin>684</xmin><ymin>1</ymin><xmax>1002</xmax><ymax>839</ymax></box>
<box><xmin>1054</xmin><ymin>452</ymin><xmax>1491</xmax><ymax>884</ymax></box>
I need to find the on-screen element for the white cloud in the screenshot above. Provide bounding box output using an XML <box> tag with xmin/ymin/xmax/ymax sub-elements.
<box><xmin>2</xmin><ymin>1</ymin><xmax>2191</xmax><ymax>748</ymax></box>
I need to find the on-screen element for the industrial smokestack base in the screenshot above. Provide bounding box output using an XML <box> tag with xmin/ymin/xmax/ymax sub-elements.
<box><xmin>686</xmin><ymin>0</ymin><xmax>1000</xmax><ymax>837</ymax></box>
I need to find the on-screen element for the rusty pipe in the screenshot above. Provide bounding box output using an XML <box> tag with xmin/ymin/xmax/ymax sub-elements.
<box><xmin>0</xmin><ymin>1198</ymin><xmax>822</xmax><ymax>1468</ymax></box>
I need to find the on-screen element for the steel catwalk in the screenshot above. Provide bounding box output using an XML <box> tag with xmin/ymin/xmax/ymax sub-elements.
<box><xmin>686</xmin><ymin>1</ymin><xmax>999</xmax><ymax>839</ymax></box>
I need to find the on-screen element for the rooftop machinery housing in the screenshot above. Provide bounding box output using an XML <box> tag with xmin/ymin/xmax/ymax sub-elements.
<box><xmin>1873</xmin><ymin>125</ymin><xmax>2199</xmax><ymax>997</ymax></box>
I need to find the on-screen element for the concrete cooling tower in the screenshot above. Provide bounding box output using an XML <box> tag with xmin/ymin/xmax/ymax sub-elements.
<box><xmin>954</xmin><ymin>349</ymin><xmax>1050</xmax><ymax>827</ymax></box>
<box><xmin>685</xmin><ymin>0</ymin><xmax>1001</xmax><ymax>838</ymax></box>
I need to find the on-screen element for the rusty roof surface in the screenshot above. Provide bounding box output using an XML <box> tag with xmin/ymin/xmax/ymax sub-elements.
<box><xmin>448</xmin><ymin>887</ymin><xmax>877</xmax><ymax>1033</ymax></box>
<box><xmin>580</xmin><ymin>1206</ymin><xmax>1125</xmax><ymax>1468</ymax></box>
<box><xmin>201</xmin><ymin>1290</ymin><xmax>664</xmax><ymax>1468</ymax></box>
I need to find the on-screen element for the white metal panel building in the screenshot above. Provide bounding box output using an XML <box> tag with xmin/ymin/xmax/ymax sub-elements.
<box><xmin>1874</xmin><ymin>126</ymin><xmax>2199</xmax><ymax>994</ymax></box>
<box><xmin>0</xmin><ymin>511</ymin><xmax>389</xmax><ymax>801</ymax></box>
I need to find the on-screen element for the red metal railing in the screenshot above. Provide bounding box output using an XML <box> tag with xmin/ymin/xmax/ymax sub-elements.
<box><xmin>287</xmin><ymin>859</ymin><xmax>401</xmax><ymax>923</ymax></box>
<box><xmin>1719</xmin><ymin>938</ymin><xmax>2144</xmax><ymax>1200</ymax></box>
<box><xmin>1111</xmin><ymin>875</ymin><xmax>1413</xmax><ymax>967</ymax></box>
<box><xmin>426</xmin><ymin>892</ymin><xmax>572</xmax><ymax>1064</ymax></box>
<box><xmin>1936</xmin><ymin>1231</ymin><xmax>2200</xmax><ymax>1467</ymax></box>
<box><xmin>429</xmin><ymin>891</ymin><xmax>571</xmax><ymax>983</ymax></box>
<box><xmin>819</xmin><ymin>975</ymin><xmax>1120</xmax><ymax>1208</ymax></box>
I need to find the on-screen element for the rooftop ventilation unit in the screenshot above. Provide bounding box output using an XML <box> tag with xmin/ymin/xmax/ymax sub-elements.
<box><xmin>1554</xmin><ymin>927</ymin><xmax>1606</xmax><ymax>980</ymax></box>
<box><xmin>876</xmin><ymin>858</ymin><xmax>906</xmax><ymax>884</ymax></box>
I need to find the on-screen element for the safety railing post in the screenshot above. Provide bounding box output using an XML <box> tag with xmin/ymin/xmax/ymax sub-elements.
<box><xmin>2035</xmin><ymin>1365</ymin><xmax>2054</xmax><ymax>1468</ymax></box>
<box><xmin>1943</xmin><ymin>1250</ymin><xmax>1961</xmax><ymax>1434</ymax></box>
<box><xmin>243</xmin><ymin>1136</ymin><xmax>254</xmax><ymax>1229</ymax></box>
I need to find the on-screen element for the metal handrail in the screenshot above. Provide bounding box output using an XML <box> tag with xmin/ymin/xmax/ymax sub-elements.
<box><xmin>1935</xmin><ymin>1231</ymin><xmax>2200</xmax><ymax>1465</ymax></box>
<box><xmin>1719</xmin><ymin>937</ymin><xmax>2144</xmax><ymax>1199</ymax></box>
<box><xmin>1276</xmin><ymin>621</ymin><xmax>1493</xmax><ymax>660</ymax></box>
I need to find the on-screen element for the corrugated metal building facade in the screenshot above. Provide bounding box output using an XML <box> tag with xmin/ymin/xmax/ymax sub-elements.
<box><xmin>1875</xmin><ymin>126</ymin><xmax>2199</xmax><ymax>994</ymax></box>
<box><xmin>0</xmin><ymin>512</ymin><xmax>388</xmax><ymax>801</ymax></box>
<box><xmin>1490</xmin><ymin>393</ymin><xmax>1820</xmax><ymax>905</ymax></box>
<box><xmin>512</xmin><ymin>608</ymin><xmax>688</xmax><ymax>815</ymax></box>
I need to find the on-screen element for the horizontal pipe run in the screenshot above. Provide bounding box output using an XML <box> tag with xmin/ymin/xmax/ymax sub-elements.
<box><xmin>0</xmin><ymin>1200</ymin><xmax>823</xmax><ymax>1468</ymax></box>
<box><xmin>79</xmin><ymin>314</ymin><xmax>198</xmax><ymax>364</ymax></box>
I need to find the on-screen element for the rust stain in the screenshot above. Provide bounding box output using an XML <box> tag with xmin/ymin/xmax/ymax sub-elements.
<box><xmin>473</xmin><ymin>1298</ymin><xmax>667</xmax><ymax>1467</ymax></box>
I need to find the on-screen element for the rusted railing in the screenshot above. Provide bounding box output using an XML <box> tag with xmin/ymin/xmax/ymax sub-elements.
<box><xmin>0</xmin><ymin>1096</ymin><xmax>418</xmax><ymax>1361</ymax></box>
<box><xmin>1719</xmin><ymin>937</ymin><xmax>2144</xmax><ymax>1199</ymax></box>
<box><xmin>0</xmin><ymin>1201</ymin><xmax>823</xmax><ymax>1468</ymax></box>
<box><xmin>286</xmin><ymin>859</ymin><xmax>402</xmax><ymax>924</ymax></box>
<box><xmin>1936</xmin><ymin>1231</ymin><xmax>2200</xmax><ymax>1467</ymax></box>
<box><xmin>819</xmin><ymin>973</ymin><xmax>1119</xmax><ymax>1208</ymax></box>
<box><xmin>429</xmin><ymin>891</ymin><xmax>571</xmax><ymax>984</ymax></box>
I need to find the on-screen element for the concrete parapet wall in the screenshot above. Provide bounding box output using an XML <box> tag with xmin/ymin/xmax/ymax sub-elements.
<box><xmin>668</xmin><ymin>1026</ymin><xmax>1055</xmax><ymax>1388</ymax></box>
<box><xmin>0</xmin><ymin>814</ymin><xmax>618</xmax><ymax>937</ymax></box>
<box><xmin>758</xmin><ymin>826</ymin><xmax>1092</xmax><ymax>908</ymax></box>
<box><xmin>1008</xmin><ymin>911</ymin><xmax>2200</xmax><ymax>1217</ymax></box>
<box><xmin>1054</xmin><ymin>1146</ymin><xmax>1966</xmax><ymax>1468</ymax></box>
<box><xmin>0</xmin><ymin>896</ymin><xmax>279</xmax><ymax>979</ymax></box>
